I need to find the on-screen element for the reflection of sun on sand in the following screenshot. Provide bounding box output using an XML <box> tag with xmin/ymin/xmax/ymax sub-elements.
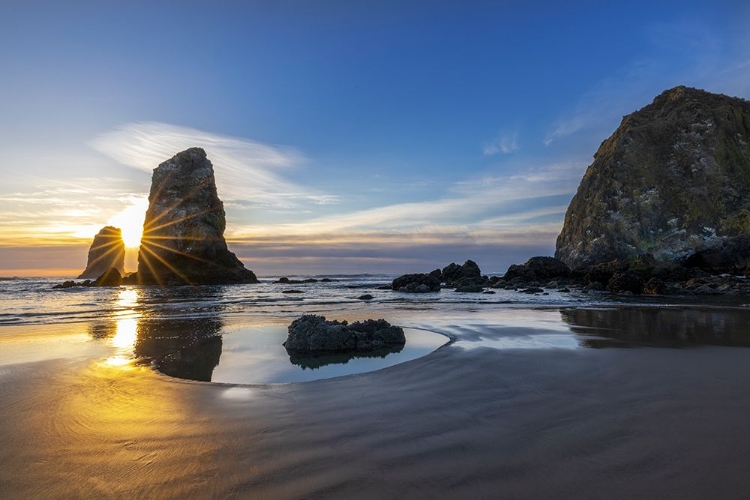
<box><xmin>105</xmin><ymin>289</ymin><xmax>141</xmax><ymax>366</ymax></box>
<box><xmin>107</xmin><ymin>198</ymin><xmax>148</xmax><ymax>248</ymax></box>
<box><xmin>8</xmin><ymin>360</ymin><xmax>223</xmax><ymax>498</ymax></box>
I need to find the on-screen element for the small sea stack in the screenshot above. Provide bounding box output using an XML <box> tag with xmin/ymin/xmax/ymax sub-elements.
<box><xmin>78</xmin><ymin>226</ymin><xmax>125</xmax><ymax>279</ymax></box>
<box><xmin>136</xmin><ymin>147</ymin><xmax>258</xmax><ymax>285</ymax></box>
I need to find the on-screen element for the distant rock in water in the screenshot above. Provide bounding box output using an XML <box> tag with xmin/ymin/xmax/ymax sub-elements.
<box><xmin>78</xmin><ymin>226</ymin><xmax>125</xmax><ymax>279</ymax></box>
<box><xmin>93</xmin><ymin>267</ymin><xmax>123</xmax><ymax>287</ymax></box>
<box><xmin>504</xmin><ymin>257</ymin><xmax>570</xmax><ymax>282</ymax></box>
<box><xmin>556</xmin><ymin>86</ymin><xmax>750</xmax><ymax>272</ymax></box>
<box><xmin>136</xmin><ymin>148</ymin><xmax>258</xmax><ymax>285</ymax></box>
<box><xmin>392</xmin><ymin>273</ymin><xmax>441</xmax><ymax>293</ymax></box>
<box><xmin>441</xmin><ymin>260</ymin><xmax>482</xmax><ymax>287</ymax></box>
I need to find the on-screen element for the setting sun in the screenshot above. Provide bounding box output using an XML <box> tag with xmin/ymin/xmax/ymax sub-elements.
<box><xmin>107</xmin><ymin>198</ymin><xmax>149</xmax><ymax>248</ymax></box>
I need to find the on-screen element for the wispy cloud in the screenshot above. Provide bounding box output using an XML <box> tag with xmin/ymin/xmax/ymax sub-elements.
<box><xmin>227</xmin><ymin>160</ymin><xmax>586</xmax><ymax>246</ymax></box>
<box><xmin>483</xmin><ymin>130</ymin><xmax>519</xmax><ymax>156</ymax></box>
<box><xmin>90</xmin><ymin>122</ymin><xmax>339</xmax><ymax>208</ymax></box>
<box><xmin>543</xmin><ymin>17</ymin><xmax>750</xmax><ymax>147</ymax></box>
<box><xmin>0</xmin><ymin>180</ymin><xmax>151</xmax><ymax>244</ymax></box>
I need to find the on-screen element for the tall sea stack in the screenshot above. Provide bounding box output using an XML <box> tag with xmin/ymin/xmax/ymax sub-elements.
<box><xmin>78</xmin><ymin>226</ymin><xmax>125</xmax><ymax>279</ymax></box>
<box><xmin>556</xmin><ymin>86</ymin><xmax>750</xmax><ymax>271</ymax></box>
<box><xmin>136</xmin><ymin>148</ymin><xmax>258</xmax><ymax>285</ymax></box>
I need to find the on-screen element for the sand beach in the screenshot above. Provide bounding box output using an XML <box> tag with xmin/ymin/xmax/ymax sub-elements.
<box><xmin>1</xmin><ymin>302</ymin><xmax>749</xmax><ymax>499</ymax></box>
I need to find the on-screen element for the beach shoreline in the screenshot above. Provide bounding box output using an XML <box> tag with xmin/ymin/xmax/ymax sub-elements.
<box><xmin>1</xmin><ymin>306</ymin><xmax>750</xmax><ymax>499</ymax></box>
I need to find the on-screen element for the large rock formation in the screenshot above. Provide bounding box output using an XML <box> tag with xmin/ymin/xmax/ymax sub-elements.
<box><xmin>136</xmin><ymin>148</ymin><xmax>258</xmax><ymax>285</ymax></box>
<box><xmin>556</xmin><ymin>86</ymin><xmax>750</xmax><ymax>271</ymax></box>
<box><xmin>78</xmin><ymin>226</ymin><xmax>125</xmax><ymax>279</ymax></box>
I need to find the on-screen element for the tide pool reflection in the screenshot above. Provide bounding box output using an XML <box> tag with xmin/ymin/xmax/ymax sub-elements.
<box><xmin>286</xmin><ymin>344</ymin><xmax>404</xmax><ymax>370</ymax></box>
<box><xmin>88</xmin><ymin>288</ymin><xmax>143</xmax><ymax>366</ymax></box>
<box><xmin>135</xmin><ymin>318</ymin><xmax>223</xmax><ymax>382</ymax></box>
<box><xmin>86</xmin><ymin>286</ymin><xmax>447</xmax><ymax>383</ymax></box>
<box><xmin>562</xmin><ymin>307</ymin><xmax>750</xmax><ymax>348</ymax></box>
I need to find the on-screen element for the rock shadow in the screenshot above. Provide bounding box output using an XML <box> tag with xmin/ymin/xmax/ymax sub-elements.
<box><xmin>135</xmin><ymin>317</ymin><xmax>224</xmax><ymax>382</ymax></box>
<box><xmin>561</xmin><ymin>307</ymin><xmax>750</xmax><ymax>348</ymax></box>
<box><xmin>285</xmin><ymin>344</ymin><xmax>404</xmax><ymax>370</ymax></box>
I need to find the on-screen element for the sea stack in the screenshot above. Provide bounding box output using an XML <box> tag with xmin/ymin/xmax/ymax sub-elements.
<box><xmin>78</xmin><ymin>226</ymin><xmax>125</xmax><ymax>279</ymax></box>
<box><xmin>136</xmin><ymin>147</ymin><xmax>258</xmax><ymax>285</ymax></box>
<box><xmin>556</xmin><ymin>86</ymin><xmax>750</xmax><ymax>272</ymax></box>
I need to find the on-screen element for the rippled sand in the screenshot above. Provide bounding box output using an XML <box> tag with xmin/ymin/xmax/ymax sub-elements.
<box><xmin>1</xmin><ymin>307</ymin><xmax>750</xmax><ymax>499</ymax></box>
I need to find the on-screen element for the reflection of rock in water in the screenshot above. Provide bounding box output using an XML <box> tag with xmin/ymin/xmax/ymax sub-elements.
<box><xmin>89</xmin><ymin>321</ymin><xmax>118</xmax><ymax>339</ymax></box>
<box><xmin>561</xmin><ymin>307</ymin><xmax>750</xmax><ymax>348</ymax></box>
<box><xmin>157</xmin><ymin>336</ymin><xmax>223</xmax><ymax>382</ymax></box>
<box><xmin>135</xmin><ymin>318</ymin><xmax>224</xmax><ymax>382</ymax></box>
<box><xmin>286</xmin><ymin>344</ymin><xmax>404</xmax><ymax>370</ymax></box>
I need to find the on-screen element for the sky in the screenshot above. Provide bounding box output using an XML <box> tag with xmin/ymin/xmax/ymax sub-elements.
<box><xmin>1</xmin><ymin>0</ymin><xmax>749</xmax><ymax>277</ymax></box>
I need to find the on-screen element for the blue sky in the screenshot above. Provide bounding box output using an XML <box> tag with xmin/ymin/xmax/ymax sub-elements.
<box><xmin>1</xmin><ymin>1</ymin><xmax>749</xmax><ymax>276</ymax></box>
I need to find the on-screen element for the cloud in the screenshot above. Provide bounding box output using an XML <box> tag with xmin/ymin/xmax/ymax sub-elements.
<box><xmin>90</xmin><ymin>122</ymin><xmax>339</xmax><ymax>208</ymax></box>
<box><xmin>227</xmin><ymin>160</ymin><xmax>586</xmax><ymax>245</ymax></box>
<box><xmin>0</xmin><ymin>180</ymin><xmax>153</xmax><ymax>244</ymax></box>
<box><xmin>483</xmin><ymin>131</ymin><xmax>519</xmax><ymax>156</ymax></box>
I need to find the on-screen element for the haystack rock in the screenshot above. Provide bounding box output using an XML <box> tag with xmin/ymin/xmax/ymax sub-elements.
<box><xmin>78</xmin><ymin>226</ymin><xmax>125</xmax><ymax>279</ymax></box>
<box><xmin>136</xmin><ymin>147</ymin><xmax>258</xmax><ymax>285</ymax></box>
<box><xmin>556</xmin><ymin>86</ymin><xmax>750</xmax><ymax>272</ymax></box>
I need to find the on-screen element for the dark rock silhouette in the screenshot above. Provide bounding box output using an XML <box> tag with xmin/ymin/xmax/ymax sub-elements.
<box><xmin>392</xmin><ymin>273</ymin><xmax>441</xmax><ymax>293</ymax></box>
<box><xmin>284</xmin><ymin>315</ymin><xmax>405</xmax><ymax>352</ymax></box>
<box><xmin>78</xmin><ymin>226</ymin><xmax>125</xmax><ymax>279</ymax></box>
<box><xmin>556</xmin><ymin>86</ymin><xmax>750</xmax><ymax>271</ymax></box>
<box><xmin>441</xmin><ymin>260</ymin><xmax>481</xmax><ymax>284</ymax></box>
<box><xmin>504</xmin><ymin>256</ymin><xmax>570</xmax><ymax>283</ymax></box>
<box><xmin>136</xmin><ymin>148</ymin><xmax>258</xmax><ymax>285</ymax></box>
<box><xmin>287</xmin><ymin>345</ymin><xmax>404</xmax><ymax>370</ymax></box>
<box><xmin>607</xmin><ymin>270</ymin><xmax>644</xmax><ymax>294</ymax></box>
<box><xmin>135</xmin><ymin>317</ymin><xmax>224</xmax><ymax>382</ymax></box>
<box><xmin>93</xmin><ymin>267</ymin><xmax>122</xmax><ymax>287</ymax></box>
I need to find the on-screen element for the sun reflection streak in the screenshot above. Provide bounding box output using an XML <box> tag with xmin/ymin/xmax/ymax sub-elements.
<box><xmin>103</xmin><ymin>356</ymin><xmax>133</xmax><ymax>367</ymax></box>
<box><xmin>101</xmin><ymin>288</ymin><xmax>143</xmax><ymax>367</ymax></box>
<box><xmin>112</xmin><ymin>318</ymin><xmax>137</xmax><ymax>349</ymax></box>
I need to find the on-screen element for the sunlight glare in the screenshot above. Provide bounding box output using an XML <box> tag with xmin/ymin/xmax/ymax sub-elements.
<box><xmin>107</xmin><ymin>198</ymin><xmax>149</xmax><ymax>248</ymax></box>
<box><xmin>112</xmin><ymin>318</ymin><xmax>138</xmax><ymax>349</ymax></box>
<box><xmin>103</xmin><ymin>356</ymin><xmax>133</xmax><ymax>367</ymax></box>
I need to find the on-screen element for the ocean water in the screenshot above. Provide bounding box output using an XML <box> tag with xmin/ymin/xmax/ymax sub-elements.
<box><xmin>2</xmin><ymin>275</ymin><xmax>750</xmax><ymax>384</ymax></box>
<box><xmin>0</xmin><ymin>275</ymin><xmax>592</xmax><ymax>327</ymax></box>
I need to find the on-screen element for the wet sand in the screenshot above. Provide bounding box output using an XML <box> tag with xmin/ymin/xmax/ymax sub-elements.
<box><xmin>2</xmin><ymin>309</ymin><xmax>750</xmax><ymax>498</ymax></box>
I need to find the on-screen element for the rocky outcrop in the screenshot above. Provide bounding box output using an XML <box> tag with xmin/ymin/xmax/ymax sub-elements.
<box><xmin>283</xmin><ymin>315</ymin><xmax>406</xmax><ymax>352</ymax></box>
<box><xmin>556</xmin><ymin>86</ymin><xmax>750</xmax><ymax>271</ymax></box>
<box><xmin>78</xmin><ymin>226</ymin><xmax>125</xmax><ymax>279</ymax></box>
<box><xmin>684</xmin><ymin>235</ymin><xmax>750</xmax><ymax>273</ymax></box>
<box><xmin>93</xmin><ymin>267</ymin><xmax>122</xmax><ymax>287</ymax></box>
<box><xmin>136</xmin><ymin>148</ymin><xmax>258</xmax><ymax>285</ymax></box>
<box><xmin>607</xmin><ymin>270</ymin><xmax>644</xmax><ymax>294</ymax></box>
<box><xmin>504</xmin><ymin>256</ymin><xmax>570</xmax><ymax>282</ymax></box>
<box><xmin>392</xmin><ymin>273</ymin><xmax>441</xmax><ymax>293</ymax></box>
<box><xmin>393</xmin><ymin>260</ymin><xmax>491</xmax><ymax>292</ymax></box>
<box><xmin>441</xmin><ymin>260</ymin><xmax>482</xmax><ymax>285</ymax></box>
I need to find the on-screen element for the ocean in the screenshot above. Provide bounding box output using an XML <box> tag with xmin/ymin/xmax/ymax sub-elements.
<box><xmin>0</xmin><ymin>274</ymin><xmax>580</xmax><ymax>384</ymax></box>
<box><xmin>0</xmin><ymin>274</ymin><xmax>591</xmax><ymax>327</ymax></box>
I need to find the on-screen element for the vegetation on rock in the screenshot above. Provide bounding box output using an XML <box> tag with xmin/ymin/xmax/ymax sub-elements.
<box><xmin>556</xmin><ymin>86</ymin><xmax>750</xmax><ymax>272</ymax></box>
